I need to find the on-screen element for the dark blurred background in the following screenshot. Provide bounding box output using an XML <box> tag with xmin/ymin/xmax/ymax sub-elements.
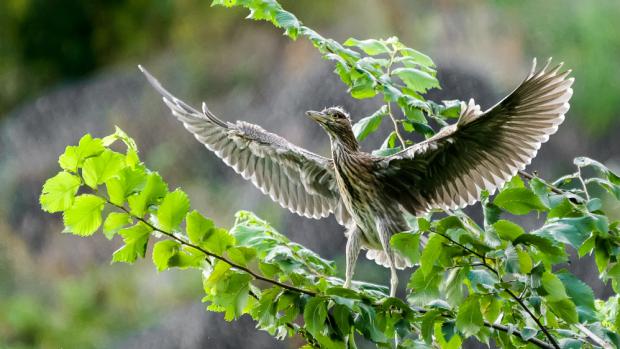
<box><xmin>1</xmin><ymin>1</ymin><xmax>620</xmax><ymax>348</ymax></box>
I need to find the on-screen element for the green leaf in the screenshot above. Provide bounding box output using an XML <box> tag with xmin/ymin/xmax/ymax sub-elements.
<box><xmin>102</xmin><ymin>212</ymin><xmax>132</xmax><ymax>240</ymax></box>
<box><xmin>352</xmin><ymin>106</ymin><xmax>386</xmax><ymax>141</ymax></box>
<box><xmin>481</xmin><ymin>296</ymin><xmax>502</xmax><ymax>323</ymax></box>
<box><xmin>226</xmin><ymin>246</ymin><xmax>256</xmax><ymax>267</ymax></box>
<box><xmin>421</xmin><ymin>309</ymin><xmax>442</xmax><ymax>344</ymax></box>
<box><xmin>494</xmin><ymin>188</ymin><xmax>548</xmax><ymax>215</ymax></box>
<box><xmin>112</xmin><ymin>222</ymin><xmax>152</xmax><ymax>263</ymax></box>
<box><xmin>303</xmin><ymin>296</ymin><xmax>328</xmax><ymax>335</ymax></box>
<box><xmin>516</xmin><ymin>248</ymin><xmax>533</xmax><ymax>274</ymax></box>
<box><xmin>82</xmin><ymin>149</ymin><xmax>126</xmax><ymax>189</ymax></box>
<box><xmin>157</xmin><ymin>189</ymin><xmax>190</xmax><ymax>231</ymax></box>
<box><xmin>58</xmin><ymin>134</ymin><xmax>105</xmax><ymax>172</ymax></box>
<box><xmin>332</xmin><ymin>303</ymin><xmax>352</xmax><ymax>337</ymax></box>
<box><xmin>152</xmin><ymin>240</ymin><xmax>180</xmax><ymax>271</ymax></box>
<box><xmin>434</xmin><ymin>322</ymin><xmax>462</xmax><ymax>349</ymax></box>
<box><xmin>587</xmin><ymin>177</ymin><xmax>620</xmax><ymax>201</ymax></box>
<box><xmin>274</xmin><ymin>9</ymin><xmax>300</xmax><ymax>39</ymax></box>
<box><xmin>456</xmin><ymin>296</ymin><xmax>483</xmax><ymax>337</ymax></box>
<box><xmin>537</xmin><ymin>215</ymin><xmax>607</xmax><ymax>248</ymax></box>
<box><xmin>105</xmin><ymin>166</ymin><xmax>147</xmax><ymax>206</ymax></box>
<box><xmin>344</xmin><ymin>38</ymin><xmax>390</xmax><ymax>55</ymax></box>
<box><xmin>407</xmin><ymin>267</ymin><xmax>441</xmax><ymax>306</ymax></box>
<box><xmin>355</xmin><ymin>302</ymin><xmax>387</xmax><ymax>343</ymax></box>
<box><xmin>556</xmin><ymin>271</ymin><xmax>597</xmax><ymax>322</ymax></box>
<box><xmin>548</xmin><ymin>198</ymin><xmax>579</xmax><ymax>219</ymax></box>
<box><xmin>350</xmin><ymin>78</ymin><xmax>376</xmax><ymax>99</ymax></box>
<box><xmin>437</xmin><ymin>100</ymin><xmax>461</xmax><ymax>118</ymax></box>
<box><xmin>401</xmin><ymin>105</ymin><xmax>426</xmax><ymax>124</ymax></box>
<box><xmin>102</xmin><ymin>126</ymin><xmax>138</xmax><ymax>152</ymax></box>
<box><xmin>40</xmin><ymin>171</ymin><xmax>81</xmax><ymax>213</ymax></box>
<box><xmin>186</xmin><ymin>210</ymin><xmax>216</xmax><ymax>244</ymax></box>
<box><xmin>420</xmin><ymin>234</ymin><xmax>443</xmax><ymax>276</ymax></box>
<box><xmin>128</xmin><ymin>172</ymin><xmax>168</xmax><ymax>217</ymax></box>
<box><xmin>444</xmin><ymin>267</ymin><xmax>466</xmax><ymax>306</ymax></box>
<box><xmin>520</xmin><ymin>327</ymin><xmax>538</xmax><ymax>341</ymax></box>
<box><xmin>63</xmin><ymin>194</ymin><xmax>106</xmax><ymax>236</ymax></box>
<box><xmin>203</xmin><ymin>228</ymin><xmax>235</xmax><ymax>255</ymax></box>
<box><xmin>399</xmin><ymin>47</ymin><xmax>435</xmax><ymax>67</ymax></box>
<box><xmin>492</xmin><ymin>220</ymin><xmax>525</xmax><ymax>241</ymax></box>
<box><xmin>468</xmin><ymin>270</ymin><xmax>498</xmax><ymax>292</ymax></box>
<box><xmin>542</xmin><ymin>271</ymin><xmax>569</xmax><ymax>301</ymax></box>
<box><xmin>205</xmin><ymin>271</ymin><xmax>252</xmax><ymax>321</ymax></box>
<box><xmin>167</xmin><ymin>246</ymin><xmax>204</xmax><ymax>269</ymax></box>
<box><xmin>390</xmin><ymin>232</ymin><xmax>420</xmax><ymax>265</ymax></box>
<box><xmin>326</xmin><ymin>287</ymin><xmax>362</xmax><ymax>303</ymax></box>
<box><xmin>392</xmin><ymin>67</ymin><xmax>439</xmax><ymax>93</ymax></box>
<box><xmin>380</xmin><ymin>131</ymin><xmax>398</xmax><ymax>150</ymax></box>
<box><xmin>513</xmin><ymin>234</ymin><xmax>566</xmax><ymax>261</ymax></box>
<box><xmin>548</xmin><ymin>299</ymin><xmax>578</xmax><ymax>324</ymax></box>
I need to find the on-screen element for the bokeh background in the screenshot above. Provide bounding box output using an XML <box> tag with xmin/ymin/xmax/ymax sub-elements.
<box><xmin>1</xmin><ymin>1</ymin><xmax>620</xmax><ymax>348</ymax></box>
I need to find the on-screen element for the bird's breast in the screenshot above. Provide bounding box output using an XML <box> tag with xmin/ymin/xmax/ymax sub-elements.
<box><xmin>333</xmin><ymin>152</ymin><xmax>387</xmax><ymax>245</ymax></box>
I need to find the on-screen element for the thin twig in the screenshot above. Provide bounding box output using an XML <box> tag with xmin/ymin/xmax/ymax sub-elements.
<box><xmin>412</xmin><ymin>307</ymin><xmax>555</xmax><ymax>349</ymax></box>
<box><xmin>574</xmin><ymin>323</ymin><xmax>613</xmax><ymax>349</ymax></box>
<box><xmin>106</xmin><ymin>200</ymin><xmax>317</xmax><ymax>297</ymax></box>
<box><xmin>387</xmin><ymin>103</ymin><xmax>407</xmax><ymax>149</ymax></box>
<box><xmin>486</xmin><ymin>322</ymin><xmax>555</xmax><ymax>349</ymax></box>
<box><xmin>518</xmin><ymin>170</ymin><xmax>564</xmax><ymax>195</ymax></box>
<box><xmin>385</xmin><ymin>49</ymin><xmax>407</xmax><ymax>149</ymax></box>
<box><xmin>504</xmin><ymin>288</ymin><xmax>561</xmax><ymax>349</ymax></box>
<box><xmin>577</xmin><ymin>168</ymin><xmax>591</xmax><ymax>201</ymax></box>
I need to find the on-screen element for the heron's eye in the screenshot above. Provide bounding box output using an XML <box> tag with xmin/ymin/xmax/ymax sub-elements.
<box><xmin>333</xmin><ymin>112</ymin><xmax>345</xmax><ymax>119</ymax></box>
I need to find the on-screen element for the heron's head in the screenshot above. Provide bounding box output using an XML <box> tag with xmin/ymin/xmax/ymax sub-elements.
<box><xmin>305</xmin><ymin>107</ymin><xmax>358</xmax><ymax>150</ymax></box>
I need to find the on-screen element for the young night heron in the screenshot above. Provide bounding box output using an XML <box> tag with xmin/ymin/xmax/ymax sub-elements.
<box><xmin>140</xmin><ymin>59</ymin><xmax>573</xmax><ymax>297</ymax></box>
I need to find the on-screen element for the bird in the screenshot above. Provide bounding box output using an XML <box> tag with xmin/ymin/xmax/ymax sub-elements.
<box><xmin>139</xmin><ymin>58</ymin><xmax>573</xmax><ymax>297</ymax></box>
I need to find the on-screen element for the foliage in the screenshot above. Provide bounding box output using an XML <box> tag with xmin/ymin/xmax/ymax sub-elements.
<box><xmin>495</xmin><ymin>1</ymin><xmax>620</xmax><ymax>134</ymax></box>
<box><xmin>39</xmin><ymin>1</ymin><xmax>620</xmax><ymax>348</ymax></box>
<box><xmin>0</xmin><ymin>262</ymin><xmax>200</xmax><ymax>349</ymax></box>
<box><xmin>0</xmin><ymin>0</ymin><xmax>174</xmax><ymax>113</ymax></box>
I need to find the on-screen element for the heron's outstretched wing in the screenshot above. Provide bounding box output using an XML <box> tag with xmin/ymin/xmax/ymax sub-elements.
<box><xmin>381</xmin><ymin>59</ymin><xmax>573</xmax><ymax>214</ymax></box>
<box><xmin>140</xmin><ymin>66</ymin><xmax>350</xmax><ymax>224</ymax></box>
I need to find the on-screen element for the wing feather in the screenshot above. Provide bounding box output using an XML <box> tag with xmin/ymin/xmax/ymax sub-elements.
<box><xmin>383</xmin><ymin>58</ymin><xmax>573</xmax><ymax>214</ymax></box>
<box><xmin>140</xmin><ymin>66</ymin><xmax>349</xmax><ymax>223</ymax></box>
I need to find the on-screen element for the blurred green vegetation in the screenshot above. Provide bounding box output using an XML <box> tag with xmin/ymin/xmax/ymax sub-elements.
<box><xmin>0</xmin><ymin>238</ymin><xmax>202</xmax><ymax>348</ymax></box>
<box><xmin>495</xmin><ymin>0</ymin><xmax>620</xmax><ymax>134</ymax></box>
<box><xmin>0</xmin><ymin>0</ymin><xmax>334</xmax><ymax>114</ymax></box>
<box><xmin>2</xmin><ymin>1</ymin><xmax>619</xmax><ymax>134</ymax></box>
<box><xmin>0</xmin><ymin>0</ymin><xmax>174</xmax><ymax>113</ymax></box>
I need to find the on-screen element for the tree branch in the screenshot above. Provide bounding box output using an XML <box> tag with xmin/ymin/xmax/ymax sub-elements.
<box><xmin>413</xmin><ymin>307</ymin><xmax>555</xmax><ymax>349</ymax></box>
<box><xmin>518</xmin><ymin>170</ymin><xmax>564</xmax><ymax>195</ymax></box>
<box><xmin>104</xmin><ymin>198</ymin><xmax>558</xmax><ymax>348</ymax></box>
<box><xmin>429</xmin><ymin>228</ymin><xmax>561</xmax><ymax>349</ymax></box>
<box><xmin>105</xmin><ymin>199</ymin><xmax>318</xmax><ymax>297</ymax></box>
<box><xmin>385</xmin><ymin>49</ymin><xmax>407</xmax><ymax>149</ymax></box>
<box><xmin>386</xmin><ymin>103</ymin><xmax>406</xmax><ymax>149</ymax></box>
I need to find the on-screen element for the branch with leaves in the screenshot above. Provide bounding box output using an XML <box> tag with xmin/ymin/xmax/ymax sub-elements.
<box><xmin>41</xmin><ymin>126</ymin><xmax>620</xmax><ymax>349</ymax></box>
<box><xmin>38</xmin><ymin>0</ymin><xmax>620</xmax><ymax>348</ymax></box>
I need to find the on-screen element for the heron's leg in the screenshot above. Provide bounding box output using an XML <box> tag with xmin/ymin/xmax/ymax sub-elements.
<box><xmin>344</xmin><ymin>226</ymin><xmax>362</xmax><ymax>289</ymax></box>
<box><xmin>376</xmin><ymin>221</ymin><xmax>398</xmax><ymax>298</ymax></box>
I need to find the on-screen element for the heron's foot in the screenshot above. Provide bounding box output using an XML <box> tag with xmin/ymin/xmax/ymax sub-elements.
<box><xmin>343</xmin><ymin>277</ymin><xmax>352</xmax><ymax>289</ymax></box>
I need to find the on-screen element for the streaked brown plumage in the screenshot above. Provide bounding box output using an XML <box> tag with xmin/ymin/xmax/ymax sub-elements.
<box><xmin>140</xmin><ymin>58</ymin><xmax>573</xmax><ymax>296</ymax></box>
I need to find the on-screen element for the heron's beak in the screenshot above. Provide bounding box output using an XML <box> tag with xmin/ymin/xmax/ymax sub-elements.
<box><xmin>305</xmin><ymin>110</ymin><xmax>328</xmax><ymax>124</ymax></box>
